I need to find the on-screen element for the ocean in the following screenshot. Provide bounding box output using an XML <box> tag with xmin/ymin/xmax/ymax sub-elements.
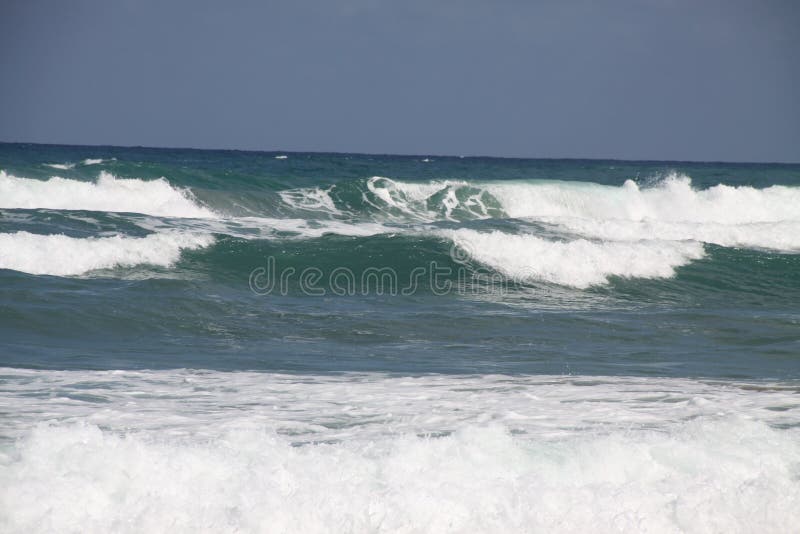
<box><xmin>1</xmin><ymin>142</ymin><xmax>799</xmax><ymax>532</ymax></box>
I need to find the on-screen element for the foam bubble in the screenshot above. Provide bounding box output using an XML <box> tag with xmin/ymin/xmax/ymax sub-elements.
<box><xmin>443</xmin><ymin>228</ymin><xmax>705</xmax><ymax>288</ymax></box>
<box><xmin>0</xmin><ymin>230</ymin><xmax>214</xmax><ymax>276</ymax></box>
<box><xmin>0</xmin><ymin>171</ymin><xmax>217</xmax><ymax>218</ymax></box>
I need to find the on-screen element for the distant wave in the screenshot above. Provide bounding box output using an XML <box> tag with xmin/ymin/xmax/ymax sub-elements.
<box><xmin>43</xmin><ymin>163</ymin><xmax>76</xmax><ymax>170</ymax></box>
<box><xmin>82</xmin><ymin>158</ymin><xmax>115</xmax><ymax>165</ymax></box>
<box><xmin>43</xmin><ymin>158</ymin><xmax>114</xmax><ymax>169</ymax></box>
<box><xmin>0</xmin><ymin>230</ymin><xmax>214</xmax><ymax>276</ymax></box>
<box><xmin>0</xmin><ymin>171</ymin><xmax>217</xmax><ymax>218</ymax></box>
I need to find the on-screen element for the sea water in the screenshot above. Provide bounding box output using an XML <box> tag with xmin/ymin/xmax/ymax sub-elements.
<box><xmin>1</xmin><ymin>143</ymin><xmax>799</xmax><ymax>532</ymax></box>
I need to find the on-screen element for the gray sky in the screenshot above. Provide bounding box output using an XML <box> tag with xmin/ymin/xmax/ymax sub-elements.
<box><xmin>1</xmin><ymin>0</ymin><xmax>798</xmax><ymax>162</ymax></box>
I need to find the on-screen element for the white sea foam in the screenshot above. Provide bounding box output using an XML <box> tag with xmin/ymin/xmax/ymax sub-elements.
<box><xmin>1</xmin><ymin>370</ymin><xmax>798</xmax><ymax>533</ymax></box>
<box><xmin>234</xmin><ymin>217</ymin><xmax>391</xmax><ymax>238</ymax></box>
<box><xmin>366</xmin><ymin>176</ymin><xmax>462</xmax><ymax>220</ymax></box>
<box><xmin>373</xmin><ymin>174</ymin><xmax>800</xmax><ymax>252</ymax></box>
<box><xmin>442</xmin><ymin>228</ymin><xmax>705</xmax><ymax>288</ymax></box>
<box><xmin>279</xmin><ymin>186</ymin><xmax>341</xmax><ymax>215</ymax></box>
<box><xmin>275</xmin><ymin>155</ymin><xmax>288</xmax><ymax>160</ymax></box>
<box><xmin>484</xmin><ymin>174</ymin><xmax>800</xmax><ymax>224</ymax></box>
<box><xmin>137</xmin><ymin>216</ymin><xmax>392</xmax><ymax>240</ymax></box>
<box><xmin>543</xmin><ymin>218</ymin><xmax>800</xmax><ymax>252</ymax></box>
<box><xmin>281</xmin><ymin>178</ymin><xmax>461</xmax><ymax>222</ymax></box>
<box><xmin>43</xmin><ymin>162</ymin><xmax>75</xmax><ymax>170</ymax></box>
<box><xmin>82</xmin><ymin>158</ymin><xmax>110</xmax><ymax>165</ymax></box>
<box><xmin>363</xmin><ymin>176</ymin><xmax>510</xmax><ymax>222</ymax></box>
<box><xmin>483</xmin><ymin>174</ymin><xmax>800</xmax><ymax>251</ymax></box>
<box><xmin>0</xmin><ymin>231</ymin><xmax>214</xmax><ymax>276</ymax></box>
<box><xmin>0</xmin><ymin>170</ymin><xmax>217</xmax><ymax>218</ymax></box>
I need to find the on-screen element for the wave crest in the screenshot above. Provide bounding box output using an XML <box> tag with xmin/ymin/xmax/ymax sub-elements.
<box><xmin>444</xmin><ymin>229</ymin><xmax>706</xmax><ymax>288</ymax></box>
<box><xmin>0</xmin><ymin>171</ymin><xmax>216</xmax><ymax>218</ymax></box>
<box><xmin>0</xmin><ymin>230</ymin><xmax>214</xmax><ymax>276</ymax></box>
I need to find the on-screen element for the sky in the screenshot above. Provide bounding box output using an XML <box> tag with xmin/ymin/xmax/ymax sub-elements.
<box><xmin>1</xmin><ymin>0</ymin><xmax>798</xmax><ymax>162</ymax></box>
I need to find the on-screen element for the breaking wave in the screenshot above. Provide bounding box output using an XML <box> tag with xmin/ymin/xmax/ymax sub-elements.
<box><xmin>2</xmin><ymin>168</ymin><xmax>798</xmax><ymax>285</ymax></box>
<box><xmin>0</xmin><ymin>230</ymin><xmax>214</xmax><ymax>276</ymax></box>
<box><xmin>443</xmin><ymin>229</ymin><xmax>706</xmax><ymax>288</ymax></box>
<box><xmin>0</xmin><ymin>171</ymin><xmax>216</xmax><ymax>218</ymax></box>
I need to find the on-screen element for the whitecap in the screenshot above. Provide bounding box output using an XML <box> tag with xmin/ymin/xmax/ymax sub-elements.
<box><xmin>0</xmin><ymin>230</ymin><xmax>214</xmax><ymax>276</ymax></box>
<box><xmin>0</xmin><ymin>170</ymin><xmax>217</xmax><ymax>218</ymax></box>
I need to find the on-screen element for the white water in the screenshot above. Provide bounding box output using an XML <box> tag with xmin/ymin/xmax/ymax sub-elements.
<box><xmin>0</xmin><ymin>171</ymin><xmax>217</xmax><ymax>218</ymax></box>
<box><xmin>4</xmin><ymin>171</ymin><xmax>799</xmax><ymax>284</ymax></box>
<box><xmin>442</xmin><ymin>229</ymin><xmax>706</xmax><ymax>288</ymax></box>
<box><xmin>485</xmin><ymin>174</ymin><xmax>800</xmax><ymax>223</ymax></box>
<box><xmin>0</xmin><ymin>231</ymin><xmax>214</xmax><ymax>276</ymax></box>
<box><xmin>279</xmin><ymin>186</ymin><xmax>341</xmax><ymax>215</ymax></box>
<box><xmin>43</xmin><ymin>163</ymin><xmax>75</xmax><ymax>170</ymax></box>
<box><xmin>320</xmin><ymin>174</ymin><xmax>800</xmax><ymax>228</ymax></box>
<box><xmin>484</xmin><ymin>174</ymin><xmax>800</xmax><ymax>252</ymax></box>
<box><xmin>1</xmin><ymin>369</ymin><xmax>798</xmax><ymax>533</ymax></box>
<box><xmin>341</xmin><ymin>174</ymin><xmax>800</xmax><ymax>286</ymax></box>
<box><xmin>376</xmin><ymin>174</ymin><xmax>800</xmax><ymax>247</ymax></box>
<box><xmin>282</xmin><ymin>174</ymin><xmax>800</xmax><ymax>251</ymax></box>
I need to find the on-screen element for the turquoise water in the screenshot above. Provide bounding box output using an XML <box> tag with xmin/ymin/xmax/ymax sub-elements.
<box><xmin>1</xmin><ymin>143</ymin><xmax>800</xmax><ymax>532</ymax></box>
<box><xmin>2</xmin><ymin>142</ymin><xmax>799</xmax><ymax>378</ymax></box>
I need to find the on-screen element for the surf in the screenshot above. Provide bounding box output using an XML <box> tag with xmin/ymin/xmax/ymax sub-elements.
<box><xmin>0</xmin><ymin>230</ymin><xmax>214</xmax><ymax>276</ymax></box>
<box><xmin>0</xmin><ymin>170</ymin><xmax>217</xmax><ymax>218</ymax></box>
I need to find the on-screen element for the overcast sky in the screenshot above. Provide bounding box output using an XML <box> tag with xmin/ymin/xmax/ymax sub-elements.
<box><xmin>1</xmin><ymin>0</ymin><xmax>798</xmax><ymax>162</ymax></box>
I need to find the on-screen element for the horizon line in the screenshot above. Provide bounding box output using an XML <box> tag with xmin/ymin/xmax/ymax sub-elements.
<box><xmin>1</xmin><ymin>139</ymin><xmax>799</xmax><ymax>166</ymax></box>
